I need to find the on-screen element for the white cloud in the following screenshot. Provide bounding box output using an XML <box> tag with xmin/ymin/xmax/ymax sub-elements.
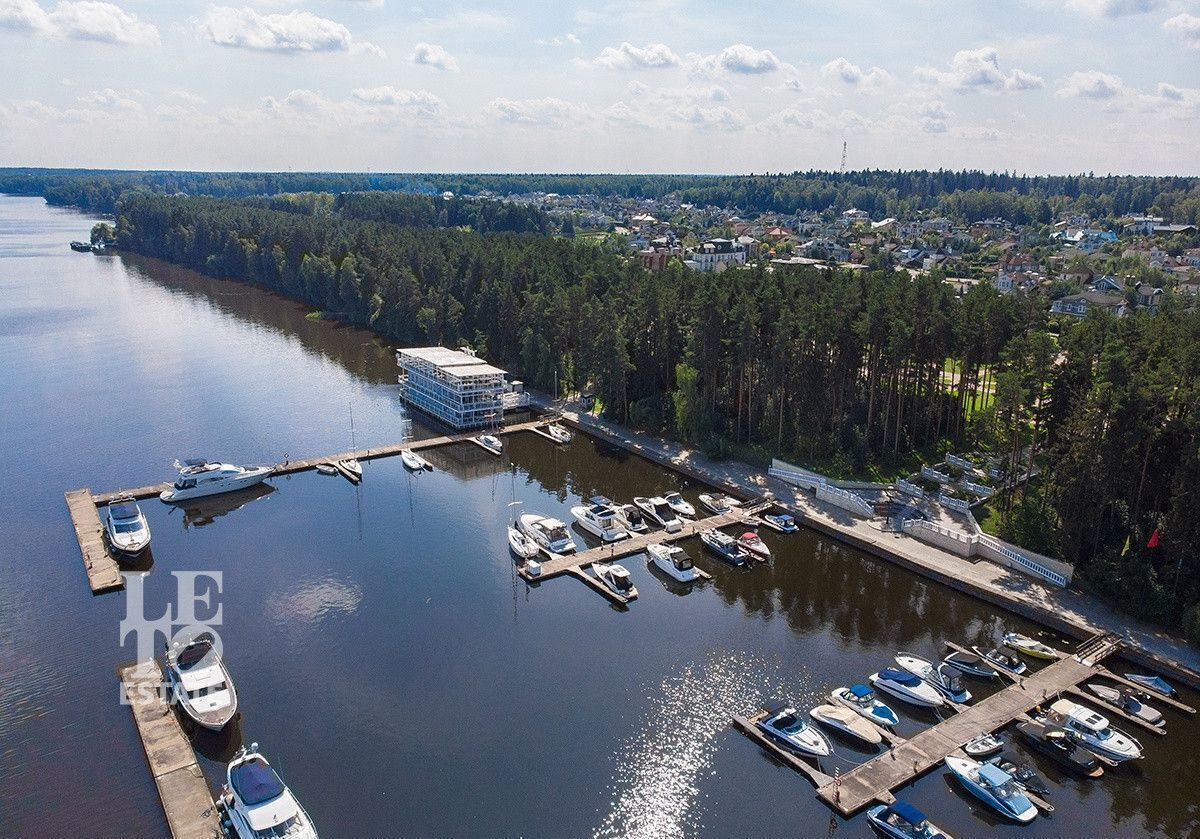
<box><xmin>418</xmin><ymin>10</ymin><xmax>509</xmax><ymax>31</ymax></box>
<box><xmin>915</xmin><ymin>47</ymin><xmax>1043</xmax><ymax>92</ymax></box>
<box><xmin>350</xmin><ymin>85</ymin><xmax>444</xmax><ymax>116</ymax></box>
<box><xmin>484</xmin><ymin>96</ymin><xmax>589</xmax><ymax>127</ymax></box>
<box><xmin>0</xmin><ymin>0</ymin><xmax>51</xmax><ymax>32</ymax></box>
<box><xmin>668</xmin><ymin>104</ymin><xmax>749</xmax><ymax>131</ymax></box>
<box><xmin>760</xmin><ymin>107</ymin><xmax>867</xmax><ymax>134</ymax></box>
<box><xmin>694</xmin><ymin>43</ymin><xmax>785</xmax><ymax>74</ymax></box>
<box><xmin>197</xmin><ymin>6</ymin><xmax>380</xmax><ymax>54</ymax></box>
<box><xmin>602</xmin><ymin>101</ymin><xmax>649</xmax><ymax>127</ymax></box>
<box><xmin>1065</xmin><ymin>0</ymin><xmax>1164</xmax><ymax>17</ymax></box>
<box><xmin>171</xmin><ymin>89</ymin><xmax>207</xmax><ymax>106</ymax></box>
<box><xmin>1164</xmin><ymin>13</ymin><xmax>1200</xmax><ymax>49</ymax></box>
<box><xmin>2</xmin><ymin>0</ymin><xmax>157</xmax><ymax>44</ymax></box>
<box><xmin>535</xmin><ymin>32</ymin><xmax>579</xmax><ymax>47</ymax></box>
<box><xmin>1057</xmin><ymin>70</ymin><xmax>1125</xmax><ymax>99</ymax></box>
<box><xmin>820</xmin><ymin>57</ymin><xmax>892</xmax><ymax>88</ymax></box>
<box><xmin>592</xmin><ymin>42</ymin><xmax>681</xmax><ymax>69</ymax></box>
<box><xmin>410</xmin><ymin>42</ymin><xmax>457</xmax><ymax>71</ymax></box>
<box><xmin>631</xmin><ymin>82</ymin><xmax>730</xmax><ymax>103</ymax></box>
<box><xmin>79</xmin><ymin>87</ymin><xmax>140</xmax><ymax>111</ymax></box>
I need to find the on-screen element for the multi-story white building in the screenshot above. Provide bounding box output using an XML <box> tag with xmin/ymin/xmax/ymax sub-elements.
<box><xmin>684</xmin><ymin>238</ymin><xmax>747</xmax><ymax>272</ymax></box>
<box><xmin>397</xmin><ymin>346</ymin><xmax>526</xmax><ymax>429</ymax></box>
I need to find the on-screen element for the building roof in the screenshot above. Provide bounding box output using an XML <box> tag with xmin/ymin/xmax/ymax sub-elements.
<box><xmin>399</xmin><ymin>346</ymin><xmax>506</xmax><ymax>377</ymax></box>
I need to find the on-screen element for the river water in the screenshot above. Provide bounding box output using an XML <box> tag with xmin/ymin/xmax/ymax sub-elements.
<box><xmin>1</xmin><ymin>194</ymin><xmax>1196</xmax><ymax>837</ymax></box>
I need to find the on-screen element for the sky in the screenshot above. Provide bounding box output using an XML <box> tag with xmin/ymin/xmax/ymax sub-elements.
<box><xmin>1</xmin><ymin>0</ymin><xmax>1198</xmax><ymax>174</ymax></box>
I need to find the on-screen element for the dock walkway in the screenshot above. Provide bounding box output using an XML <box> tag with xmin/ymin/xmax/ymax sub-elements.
<box><xmin>65</xmin><ymin>488</ymin><xmax>121</xmax><ymax>593</ymax></box>
<box><xmin>120</xmin><ymin>662</ymin><xmax>220</xmax><ymax>839</ymax></box>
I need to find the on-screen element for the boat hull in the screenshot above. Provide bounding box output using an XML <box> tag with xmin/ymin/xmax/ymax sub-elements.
<box><xmin>159</xmin><ymin>470</ymin><xmax>272</xmax><ymax>503</ymax></box>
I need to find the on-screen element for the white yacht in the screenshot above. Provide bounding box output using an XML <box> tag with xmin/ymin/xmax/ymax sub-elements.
<box><xmin>593</xmin><ymin>561</ymin><xmax>637</xmax><ymax>599</ymax></box>
<box><xmin>1045</xmin><ymin>698</ymin><xmax>1143</xmax><ymax>762</ymax></box>
<box><xmin>475</xmin><ymin>434</ymin><xmax>503</xmax><ymax>455</ymax></box>
<box><xmin>104</xmin><ymin>497</ymin><xmax>151</xmax><ymax>556</ymax></box>
<box><xmin>756</xmin><ymin>702</ymin><xmax>831</xmax><ymax>758</ymax></box>
<box><xmin>698</xmin><ymin>493</ymin><xmax>738</xmax><ymax>515</ymax></box>
<box><xmin>870</xmin><ymin>669</ymin><xmax>946</xmax><ymax>709</ymax></box>
<box><xmin>545</xmin><ymin>424</ymin><xmax>573</xmax><ymax>444</ymax></box>
<box><xmin>518</xmin><ymin>513</ymin><xmax>577</xmax><ymax>554</ymax></box>
<box><xmin>159</xmin><ymin>459</ymin><xmax>272</xmax><ymax>503</ymax></box>
<box><xmin>571</xmin><ymin>500</ymin><xmax>629</xmax><ymax>542</ymax></box>
<box><xmin>401</xmin><ymin>449</ymin><xmax>432</xmax><ymax>471</ymax></box>
<box><xmin>222</xmin><ymin>744</ymin><xmax>318</xmax><ymax>839</ymax></box>
<box><xmin>634</xmin><ymin>496</ymin><xmax>683</xmax><ymax>532</ymax></box>
<box><xmin>945</xmin><ymin>755</ymin><xmax>1037</xmax><ymax>824</ymax></box>
<box><xmin>663</xmin><ymin>491</ymin><xmax>696</xmax><ymax>518</ymax></box>
<box><xmin>507</xmin><ymin>526</ymin><xmax>538</xmax><ymax>560</ymax></box>
<box><xmin>335</xmin><ymin>458</ymin><xmax>362</xmax><ymax>483</ymax></box>
<box><xmin>646</xmin><ymin>543</ymin><xmax>698</xmax><ymax>583</ymax></box>
<box><xmin>164</xmin><ymin>635</ymin><xmax>237</xmax><ymax>731</ymax></box>
<box><xmin>894</xmin><ymin>652</ymin><xmax>971</xmax><ymax>704</ymax></box>
<box><xmin>616</xmin><ymin>502</ymin><xmax>650</xmax><ymax>534</ymax></box>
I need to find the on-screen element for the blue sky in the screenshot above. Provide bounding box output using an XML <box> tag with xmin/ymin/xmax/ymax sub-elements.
<box><xmin>1</xmin><ymin>0</ymin><xmax>1198</xmax><ymax>173</ymax></box>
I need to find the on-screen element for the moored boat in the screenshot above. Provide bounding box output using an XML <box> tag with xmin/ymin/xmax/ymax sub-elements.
<box><xmin>663</xmin><ymin>491</ymin><xmax>695</xmax><ymax>518</ymax></box>
<box><xmin>759</xmin><ymin>512</ymin><xmax>798</xmax><ymax>533</ymax></box>
<box><xmin>545</xmin><ymin>423</ymin><xmax>573</xmax><ymax>444</ymax></box>
<box><xmin>571</xmin><ymin>500</ymin><xmax>629</xmax><ymax>542</ymax></box>
<box><xmin>866</xmin><ymin>800</ymin><xmax>953</xmax><ymax>839</ymax></box>
<box><xmin>987</xmin><ymin>756</ymin><xmax>1050</xmax><ymax>796</ymax></box>
<box><xmin>646</xmin><ymin>543</ymin><xmax>697</xmax><ymax>583</ymax></box>
<box><xmin>314</xmin><ymin>463</ymin><xmax>338</xmax><ymax>475</ymax></box>
<box><xmin>942</xmin><ymin>649</ymin><xmax>998</xmax><ymax>679</ymax></box>
<box><xmin>809</xmin><ymin>704</ymin><xmax>882</xmax><ymax>745</ymax></box>
<box><xmin>508</xmin><ymin>526</ymin><xmax>538</xmax><ymax>560</ymax></box>
<box><xmin>634</xmin><ymin>496</ymin><xmax>682</xmax><ymax>532</ymax></box>
<box><xmin>336</xmin><ymin>458</ymin><xmax>362</xmax><ymax>482</ymax></box>
<box><xmin>159</xmin><ymin>459</ymin><xmax>273</xmax><ymax>503</ymax></box>
<box><xmin>871</xmin><ymin>668</ymin><xmax>945</xmax><ymax>708</ymax></box>
<box><xmin>1014</xmin><ymin>720</ymin><xmax>1104</xmax><ymax>777</ymax></box>
<box><xmin>756</xmin><ymin>702</ymin><xmax>831</xmax><ymax>757</ymax></box>
<box><xmin>894</xmin><ymin>653</ymin><xmax>971</xmax><ymax>704</ymax></box>
<box><xmin>518</xmin><ymin>513</ymin><xmax>577</xmax><ymax>555</ymax></box>
<box><xmin>698</xmin><ymin>493</ymin><xmax>737</xmax><ymax>515</ymax></box>
<box><xmin>104</xmin><ymin>497</ymin><xmax>151</xmax><ymax>556</ymax></box>
<box><xmin>593</xmin><ymin>561</ymin><xmax>637</xmax><ymax>599</ymax></box>
<box><xmin>221</xmin><ymin>743</ymin><xmax>318</xmax><ymax>839</ymax></box>
<box><xmin>400</xmin><ymin>449</ymin><xmax>432</xmax><ymax>471</ymax></box>
<box><xmin>699</xmin><ymin>528</ymin><xmax>749</xmax><ymax>567</ymax></box>
<box><xmin>963</xmin><ymin>732</ymin><xmax>1004</xmax><ymax>758</ymax></box>
<box><xmin>475</xmin><ymin>434</ymin><xmax>503</xmax><ymax>455</ymax></box>
<box><xmin>972</xmin><ymin>646</ymin><xmax>1027</xmax><ymax>676</ymax></box>
<box><xmin>1041</xmin><ymin>698</ymin><xmax>1142</xmax><ymax>762</ymax></box>
<box><xmin>614</xmin><ymin>501</ymin><xmax>650</xmax><ymax>533</ymax></box>
<box><xmin>736</xmin><ymin>530</ymin><xmax>771</xmax><ymax>560</ymax></box>
<box><xmin>1086</xmin><ymin>684</ymin><xmax>1164</xmax><ymax>727</ymax></box>
<box><xmin>1003</xmin><ymin>632</ymin><xmax>1060</xmax><ymax>660</ymax></box>
<box><xmin>831</xmin><ymin>684</ymin><xmax>900</xmax><ymax>728</ymax></box>
<box><xmin>944</xmin><ymin>755</ymin><xmax>1038</xmax><ymax>824</ymax></box>
<box><xmin>1124</xmin><ymin>673</ymin><xmax>1176</xmax><ymax>698</ymax></box>
<box><xmin>164</xmin><ymin>635</ymin><xmax>237</xmax><ymax>731</ymax></box>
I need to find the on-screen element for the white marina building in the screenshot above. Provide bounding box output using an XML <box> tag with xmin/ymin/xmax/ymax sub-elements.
<box><xmin>396</xmin><ymin>346</ymin><xmax>528</xmax><ymax>429</ymax></box>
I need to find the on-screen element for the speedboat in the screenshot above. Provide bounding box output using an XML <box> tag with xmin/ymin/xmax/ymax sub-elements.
<box><xmin>593</xmin><ymin>561</ymin><xmax>637</xmax><ymax>599</ymax></box>
<box><xmin>1086</xmin><ymin>684</ymin><xmax>1164</xmax><ymax>727</ymax></box>
<box><xmin>400</xmin><ymin>449</ymin><xmax>432</xmax><ymax>471</ymax></box>
<box><xmin>616</xmin><ymin>502</ymin><xmax>650</xmax><ymax>534</ymax></box>
<box><xmin>698</xmin><ymin>493</ymin><xmax>736</xmax><ymax>515</ymax></box>
<box><xmin>571</xmin><ymin>501</ymin><xmax>629</xmax><ymax>542</ymax></box>
<box><xmin>104</xmin><ymin>497</ymin><xmax>151</xmax><ymax>556</ymax></box>
<box><xmin>945</xmin><ymin>755</ymin><xmax>1038</xmax><ymax>824</ymax></box>
<box><xmin>1043</xmin><ymin>699</ymin><xmax>1142</xmax><ymax>762</ymax></box>
<box><xmin>756</xmin><ymin>702</ymin><xmax>831</xmax><ymax>757</ymax></box>
<box><xmin>942</xmin><ymin>649</ymin><xmax>998</xmax><ymax>679</ymax></box>
<box><xmin>831</xmin><ymin>684</ymin><xmax>900</xmax><ymax>728</ymax></box>
<box><xmin>866</xmin><ymin>800</ymin><xmax>952</xmax><ymax>839</ymax></box>
<box><xmin>1125</xmin><ymin>673</ymin><xmax>1176</xmax><ymax>698</ymax></box>
<box><xmin>972</xmin><ymin>646</ymin><xmax>1026</xmax><ymax>677</ymax></box>
<box><xmin>634</xmin><ymin>496</ymin><xmax>682</xmax><ymax>532</ymax></box>
<box><xmin>870</xmin><ymin>669</ymin><xmax>945</xmax><ymax>708</ymax></box>
<box><xmin>663</xmin><ymin>491</ymin><xmax>695</xmax><ymax>518</ymax></box>
<box><xmin>545</xmin><ymin>423</ymin><xmax>573</xmax><ymax>444</ymax></box>
<box><xmin>760</xmin><ymin>512</ymin><xmax>798</xmax><ymax>533</ymax></box>
<box><xmin>475</xmin><ymin>434</ymin><xmax>503</xmax><ymax>455</ymax></box>
<box><xmin>894</xmin><ymin>653</ymin><xmax>971</xmax><ymax>704</ymax></box>
<box><xmin>1015</xmin><ymin>720</ymin><xmax>1103</xmax><ymax>777</ymax></box>
<box><xmin>336</xmin><ymin>458</ymin><xmax>362</xmax><ymax>483</ymax></box>
<box><xmin>808</xmin><ymin>704</ymin><xmax>882</xmax><ymax>746</ymax></box>
<box><xmin>1003</xmin><ymin>632</ymin><xmax>1060</xmax><ymax>661</ymax></box>
<box><xmin>508</xmin><ymin>526</ymin><xmax>538</xmax><ymax>560</ymax></box>
<box><xmin>646</xmin><ymin>543</ymin><xmax>697</xmax><ymax>583</ymax></box>
<box><xmin>518</xmin><ymin>513</ymin><xmax>577</xmax><ymax>554</ymax></box>
<box><xmin>963</xmin><ymin>733</ymin><xmax>1004</xmax><ymax>758</ymax></box>
<box><xmin>160</xmin><ymin>459</ymin><xmax>273</xmax><ymax>503</ymax></box>
<box><xmin>222</xmin><ymin>743</ymin><xmax>318</xmax><ymax>839</ymax></box>
<box><xmin>736</xmin><ymin>531</ymin><xmax>771</xmax><ymax>560</ymax></box>
<box><xmin>164</xmin><ymin>635</ymin><xmax>237</xmax><ymax>731</ymax></box>
<box><xmin>699</xmin><ymin>528</ymin><xmax>749</xmax><ymax>567</ymax></box>
<box><xmin>987</xmin><ymin>756</ymin><xmax>1050</xmax><ymax>796</ymax></box>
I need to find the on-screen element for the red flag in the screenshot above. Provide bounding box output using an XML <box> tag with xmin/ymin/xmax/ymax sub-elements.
<box><xmin>1147</xmin><ymin>529</ymin><xmax>1160</xmax><ymax>549</ymax></box>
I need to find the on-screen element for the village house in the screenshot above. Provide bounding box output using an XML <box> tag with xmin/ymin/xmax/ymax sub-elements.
<box><xmin>684</xmin><ymin>238</ymin><xmax>747</xmax><ymax>272</ymax></box>
<box><xmin>1051</xmin><ymin>291</ymin><xmax>1127</xmax><ymax>318</ymax></box>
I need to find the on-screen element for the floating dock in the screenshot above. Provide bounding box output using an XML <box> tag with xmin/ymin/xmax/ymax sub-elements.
<box><xmin>65</xmin><ymin>488</ymin><xmax>122</xmax><ymax>593</ymax></box>
<box><xmin>732</xmin><ymin>709</ymin><xmax>835</xmax><ymax>788</ymax></box>
<box><xmin>119</xmin><ymin>662</ymin><xmax>220</xmax><ymax>839</ymax></box>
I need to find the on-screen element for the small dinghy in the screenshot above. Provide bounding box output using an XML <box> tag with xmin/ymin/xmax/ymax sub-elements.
<box><xmin>335</xmin><ymin>458</ymin><xmax>362</xmax><ymax>483</ymax></box>
<box><xmin>809</xmin><ymin>704</ymin><xmax>882</xmax><ymax>745</ymax></box>
<box><xmin>508</xmin><ymin>526</ymin><xmax>538</xmax><ymax>560</ymax></box>
<box><xmin>1086</xmin><ymin>684</ymin><xmax>1164</xmax><ymax>727</ymax></box>
<box><xmin>759</xmin><ymin>512</ymin><xmax>798</xmax><ymax>533</ymax></box>
<box><xmin>1124</xmin><ymin>673</ymin><xmax>1176</xmax><ymax>698</ymax></box>
<box><xmin>942</xmin><ymin>649</ymin><xmax>998</xmax><ymax>679</ymax></box>
<box><xmin>736</xmin><ymin>531</ymin><xmax>771</xmax><ymax>561</ymax></box>
<box><xmin>314</xmin><ymin>463</ymin><xmax>338</xmax><ymax>475</ymax></box>
<box><xmin>1003</xmin><ymin>632</ymin><xmax>1060</xmax><ymax>660</ymax></box>
<box><xmin>475</xmin><ymin>434</ymin><xmax>503</xmax><ymax>455</ymax></box>
<box><xmin>831</xmin><ymin>684</ymin><xmax>900</xmax><ymax>728</ymax></box>
<box><xmin>964</xmin><ymin>732</ymin><xmax>1004</xmax><ymax>758</ymax></box>
<box><xmin>756</xmin><ymin>702</ymin><xmax>831</xmax><ymax>757</ymax></box>
<box><xmin>866</xmin><ymin>800</ymin><xmax>953</xmax><ymax>839</ymax></box>
<box><xmin>164</xmin><ymin>635</ymin><xmax>237</xmax><ymax>731</ymax></box>
<box><xmin>593</xmin><ymin>561</ymin><xmax>637</xmax><ymax>600</ymax></box>
<box><xmin>401</xmin><ymin>449</ymin><xmax>432</xmax><ymax>471</ymax></box>
<box><xmin>987</xmin><ymin>756</ymin><xmax>1050</xmax><ymax>796</ymax></box>
<box><xmin>972</xmin><ymin>646</ymin><xmax>1026</xmax><ymax>676</ymax></box>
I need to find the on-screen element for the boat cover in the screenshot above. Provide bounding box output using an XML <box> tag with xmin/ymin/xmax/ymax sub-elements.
<box><xmin>231</xmin><ymin>758</ymin><xmax>285</xmax><ymax>806</ymax></box>
<box><xmin>850</xmin><ymin>684</ymin><xmax>873</xmax><ymax>698</ymax></box>
<box><xmin>1127</xmin><ymin>674</ymin><xmax>1174</xmax><ymax>695</ymax></box>
<box><xmin>888</xmin><ymin>801</ymin><xmax>926</xmax><ymax>825</ymax></box>
<box><xmin>977</xmin><ymin>762</ymin><xmax>1011</xmax><ymax>787</ymax></box>
<box><xmin>879</xmin><ymin>668</ymin><xmax>921</xmax><ymax>685</ymax></box>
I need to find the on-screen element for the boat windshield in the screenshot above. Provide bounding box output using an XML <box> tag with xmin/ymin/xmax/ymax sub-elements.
<box><xmin>774</xmin><ymin>713</ymin><xmax>805</xmax><ymax>734</ymax></box>
<box><xmin>113</xmin><ymin>521</ymin><xmax>143</xmax><ymax>534</ymax></box>
<box><xmin>254</xmin><ymin>815</ymin><xmax>301</xmax><ymax>838</ymax></box>
<box><xmin>653</xmin><ymin>502</ymin><xmax>674</xmax><ymax>519</ymax></box>
<box><xmin>231</xmin><ymin>758</ymin><xmax>286</xmax><ymax>806</ymax></box>
<box><xmin>674</xmin><ymin>554</ymin><xmax>694</xmax><ymax>571</ymax></box>
<box><xmin>176</xmin><ymin>640</ymin><xmax>214</xmax><ymax>668</ymax></box>
<box><xmin>612</xmin><ymin>574</ymin><xmax>633</xmax><ymax>592</ymax></box>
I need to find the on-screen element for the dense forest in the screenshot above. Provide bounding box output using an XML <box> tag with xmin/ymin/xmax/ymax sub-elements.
<box><xmin>4</xmin><ymin>167</ymin><xmax>1200</xmax><ymax>224</ymax></box>
<box><xmin>111</xmin><ymin>192</ymin><xmax>1200</xmax><ymax>643</ymax></box>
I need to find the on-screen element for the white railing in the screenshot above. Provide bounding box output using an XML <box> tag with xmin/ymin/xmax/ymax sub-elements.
<box><xmin>939</xmin><ymin>494</ymin><xmax>971</xmax><ymax>513</ymax></box>
<box><xmin>978</xmin><ymin>536</ymin><xmax>1068</xmax><ymax>587</ymax></box>
<box><xmin>946</xmin><ymin>454</ymin><xmax>978</xmax><ymax>472</ymax></box>
<box><xmin>896</xmin><ymin>479</ymin><xmax>924</xmax><ymax>498</ymax></box>
<box><xmin>816</xmin><ymin>483</ymin><xmax>875</xmax><ymax>517</ymax></box>
<box><xmin>769</xmin><ymin>459</ymin><xmax>827</xmax><ymax>491</ymax></box>
<box><xmin>962</xmin><ymin>480</ymin><xmax>994</xmax><ymax>499</ymax></box>
<box><xmin>922</xmin><ymin>466</ymin><xmax>952</xmax><ymax>484</ymax></box>
<box><xmin>902</xmin><ymin>518</ymin><xmax>972</xmax><ymax>544</ymax></box>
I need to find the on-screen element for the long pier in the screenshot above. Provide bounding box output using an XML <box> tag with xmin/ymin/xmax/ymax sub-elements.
<box><xmin>120</xmin><ymin>662</ymin><xmax>220</xmax><ymax>839</ymax></box>
<box><xmin>65</xmin><ymin>488</ymin><xmax>122</xmax><ymax>593</ymax></box>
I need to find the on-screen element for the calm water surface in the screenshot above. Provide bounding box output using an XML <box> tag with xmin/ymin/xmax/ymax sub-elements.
<box><xmin>1</xmin><ymin>195</ymin><xmax>1197</xmax><ymax>837</ymax></box>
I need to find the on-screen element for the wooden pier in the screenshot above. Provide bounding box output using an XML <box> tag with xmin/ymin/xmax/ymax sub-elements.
<box><xmin>732</xmin><ymin>710</ymin><xmax>835</xmax><ymax>788</ymax></box>
<box><xmin>120</xmin><ymin>662</ymin><xmax>220</xmax><ymax>839</ymax></box>
<box><xmin>65</xmin><ymin>488</ymin><xmax>122</xmax><ymax>593</ymax></box>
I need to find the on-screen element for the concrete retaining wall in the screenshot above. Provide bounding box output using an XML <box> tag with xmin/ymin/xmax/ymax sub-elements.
<box><xmin>816</xmin><ymin>482</ymin><xmax>875</xmax><ymax>518</ymax></box>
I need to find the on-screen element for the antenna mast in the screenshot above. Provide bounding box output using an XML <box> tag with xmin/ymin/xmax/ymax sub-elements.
<box><xmin>839</xmin><ymin>140</ymin><xmax>847</xmax><ymax>174</ymax></box>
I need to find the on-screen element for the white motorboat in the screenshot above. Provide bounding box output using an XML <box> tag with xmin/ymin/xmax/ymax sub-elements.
<box><xmin>756</xmin><ymin>702</ymin><xmax>831</xmax><ymax>757</ymax></box>
<box><xmin>698</xmin><ymin>493</ymin><xmax>740</xmax><ymax>515</ymax></box>
<box><xmin>401</xmin><ymin>449</ymin><xmax>432</xmax><ymax>471</ymax></box>
<box><xmin>593</xmin><ymin>561</ymin><xmax>637</xmax><ymax>599</ymax></box>
<box><xmin>633</xmin><ymin>496</ymin><xmax>683</xmax><ymax>532</ymax></box>
<box><xmin>1086</xmin><ymin>684</ymin><xmax>1164</xmax><ymax>727</ymax></box>
<box><xmin>736</xmin><ymin>530</ymin><xmax>771</xmax><ymax>560</ymax></box>
<box><xmin>942</xmin><ymin>649</ymin><xmax>998</xmax><ymax>679</ymax></box>
<box><xmin>545</xmin><ymin>424</ymin><xmax>573</xmax><ymax>444</ymax></box>
<box><xmin>222</xmin><ymin>744</ymin><xmax>318</xmax><ymax>839</ymax></box>
<box><xmin>945</xmin><ymin>755</ymin><xmax>1037</xmax><ymax>824</ymax></box>
<box><xmin>646</xmin><ymin>543</ymin><xmax>698</xmax><ymax>583</ymax></box>
<box><xmin>963</xmin><ymin>732</ymin><xmax>1004</xmax><ymax>757</ymax></box>
<box><xmin>1003</xmin><ymin>632</ymin><xmax>1060</xmax><ymax>661</ymax></box>
<box><xmin>475</xmin><ymin>434</ymin><xmax>503</xmax><ymax>455</ymax></box>
<box><xmin>870</xmin><ymin>668</ymin><xmax>946</xmax><ymax>708</ymax></box>
<box><xmin>159</xmin><ymin>459</ymin><xmax>273</xmax><ymax>503</ymax></box>
<box><xmin>104</xmin><ymin>497</ymin><xmax>151</xmax><ymax>556</ymax></box>
<box><xmin>894</xmin><ymin>653</ymin><xmax>971</xmax><ymax>704</ymax></box>
<box><xmin>164</xmin><ymin>635</ymin><xmax>237</xmax><ymax>731</ymax></box>
<box><xmin>663</xmin><ymin>491</ymin><xmax>695</xmax><ymax>518</ymax></box>
<box><xmin>866</xmin><ymin>800</ymin><xmax>952</xmax><ymax>839</ymax></box>
<box><xmin>972</xmin><ymin>646</ymin><xmax>1027</xmax><ymax>677</ymax></box>
<box><xmin>699</xmin><ymin>528</ymin><xmax>750</xmax><ymax>567</ymax></box>
<box><xmin>809</xmin><ymin>704</ymin><xmax>883</xmax><ymax>745</ymax></box>
<box><xmin>314</xmin><ymin>463</ymin><xmax>338</xmax><ymax>476</ymax></box>
<box><xmin>518</xmin><ymin>513</ymin><xmax>578</xmax><ymax>554</ymax></box>
<box><xmin>336</xmin><ymin>458</ymin><xmax>362</xmax><ymax>483</ymax></box>
<box><xmin>571</xmin><ymin>500</ymin><xmax>629</xmax><ymax>542</ymax></box>
<box><xmin>508</xmin><ymin>526</ymin><xmax>538</xmax><ymax>560</ymax></box>
<box><xmin>616</xmin><ymin>502</ymin><xmax>650</xmax><ymax>534</ymax></box>
<box><xmin>759</xmin><ymin>512</ymin><xmax>798</xmax><ymax>533</ymax></box>
<box><xmin>831</xmin><ymin>684</ymin><xmax>901</xmax><ymax>728</ymax></box>
<box><xmin>1043</xmin><ymin>699</ymin><xmax>1142</xmax><ymax>762</ymax></box>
